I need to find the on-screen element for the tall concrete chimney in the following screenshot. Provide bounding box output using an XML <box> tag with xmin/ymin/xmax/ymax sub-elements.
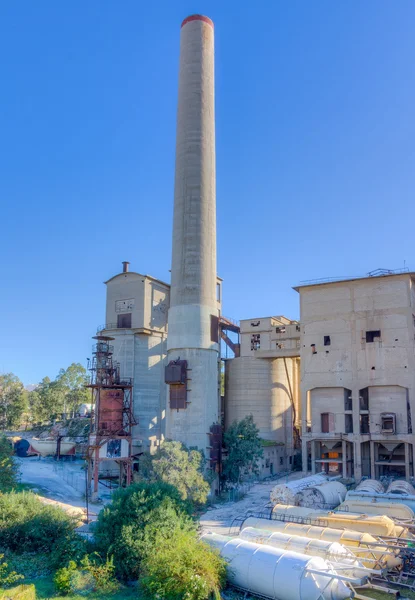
<box><xmin>166</xmin><ymin>15</ymin><xmax>219</xmax><ymax>456</ymax></box>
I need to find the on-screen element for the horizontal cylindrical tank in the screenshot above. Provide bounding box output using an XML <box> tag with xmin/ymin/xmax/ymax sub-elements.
<box><xmin>201</xmin><ymin>532</ymin><xmax>352</xmax><ymax>600</ymax></box>
<box><xmin>271</xmin><ymin>504</ymin><xmax>409</xmax><ymax>538</ymax></box>
<box><xmin>346</xmin><ymin>490</ymin><xmax>415</xmax><ymax>512</ymax></box>
<box><xmin>270</xmin><ymin>473</ymin><xmax>328</xmax><ymax>505</ymax></box>
<box><xmin>239</xmin><ymin>527</ymin><xmax>366</xmax><ymax>579</ymax></box>
<box><xmin>242</xmin><ymin>517</ymin><xmax>402</xmax><ymax>570</ymax></box>
<box><xmin>387</xmin><ymin>480</ymin><xmax>415</xmax><ymax>495</ymax></box>
<box><xmin>356</xmin><ymin>480</ymin><xmax>385</xmax><ymax>494</ymax></box>
<box><xmin>338</xmin><ymin>499</ymin><xmax>414</xmax><ymax>521</ymax></box>
<box><xmin>297</xmin><ymin>482</ymin><xmax>347</xmax><ymax>509</ymax></box>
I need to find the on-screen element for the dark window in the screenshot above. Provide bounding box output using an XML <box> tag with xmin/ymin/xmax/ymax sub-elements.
<box><xmin>251</xmin><ymin>334</ymin><xmax>260</xmax><ymax>351</ymax></box>
<box><xmin>324</xmin><ymin>336</ymin><xmax>331</xmax><ymax>346</ymax></box>
<box><xmin>366</xmin><ymin>330</ymin><xmax>381</xmax><ymax>343</ymax></box>
<box><xmin>117</xmin><ymin>313</ymin><xmax>132</xmax><ymax>328</ymax></box>
<box><xmin>296</xmin><ymin>325</ymin><xmax>301</xmax><ymax>332</ymax></box>
<box><xmin>311</xmin><ymin>343</ymin><xmax>317</xmax><ymax>354</ymax></box>
<box><xmin>251</xmin><ymin>321</ymin><xmax>260</xmax><ymax>327</ymax></box>
<box><xmin>170</xmin><ymin>384</ymin><xmax>187</xmax><ymax>409</ymax></box>
<box><xmin>289</xmin><ymin>456</ymin><xmax>293</xmax><ymax>465</ymax></box>
<box><xmin>321</xmin><ymin>412</ymin><xmax>335</xmax><ymax>433</ymax></box>
<box><xmin>381</xmin><ymin>413</ymin><xmax>395</xmax><ymax>433</ymax></box>
<box><xmin>276</xmin><ymin>326</ymin><xmax>286</xmax><ymax>334</ymax></box>
<box><xmin>360</xmin><ymin>414</ymin><xmax>370</xmax><ymax>434</ymax></box>
<box><xmin>359</xmin><ymin>387</ymin><xmax>369</xmax><ymax>411</ymax></box>
<box><xmin>210</xmin><ymin>314</ymin><xmax>219</xmax><ymax>343</ymax></box>
<box><xmin>216</xmin><ymin>282</ymin><xmax>221</xmax><ymax>302</ymax></box>
<box><xmin>345</xmin><ymin>414</ymin><xmax>353</xmax><ymax>434</ymax></box>
<box><xmin>344</xmin><ymin>389</ymin><xmax>352</xmax><ymax>411</ymax></box>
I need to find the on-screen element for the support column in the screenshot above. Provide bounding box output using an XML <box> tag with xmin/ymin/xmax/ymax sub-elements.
<box><xmin>354</xmin><ymin>441</ymin><xmax>362</xmax><ymax>481</ymax></box>
<box><xmin>302</xmin><ymin>440</ymin><xmax>308</xmax><ymax>475</ymax></box>
<box><xmin>405</xmin><ymin>443</ymin><xmax>410</xmax><ymax>480</ymax></box>
<box><xmin>342</xmin><ymin>440</ymin><xmax>347</xmax><ymax>478</ymax></box>
<box><xmin>311</xmin><ymin>440</ymin><xmax>316</xmax><ymax>474</ymax></box>
<box><xmin>370</xmin><ymin>441</ymin><xmax>375</xmax><ymax>480</ymax></box>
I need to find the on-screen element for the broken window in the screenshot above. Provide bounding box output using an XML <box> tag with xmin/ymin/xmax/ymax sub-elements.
<box><xmin>366</xmin><ymin>330</ymin><xmax>381</xmax><ymax>343</ymax></box>
<box><xmin>381</xmin><ymin>413</ymin><xmax>396</xmax><ymax>434</ymax></box>
<box><xmin>276</xmin><ymin>342</ymin><xmax>285</xmax><ymax>349</ymax></box>
<box><xmin>344</xmin><ymin>389</ymin><xmax>352</xmax><ymax>411</ymax></box>
<box><xmin>324</xmin><ymin>335</ymin><xmax>331</xmax><ymax>346</ymax></box>
<box><xmin>345</xmin><ymin>414</ymin><xmax>353</xmax><ymax>434</ymax></box>
<box><xmin>251</xmin><ymin>334</ymin><xmax>260</xmax><ymax>351</ymax></box>
<box><xmin>296</xmin><ymin>325</ymin><xmax>301</xmax><ymax>332</ymax></box>
<box><xmin>210</xmin><ymin>314</ymin><xmax>219</xmax><ymax>343</ymax></box>
<box><xmin>311</xmin><ymin>343</ymin><xmax>317</xmax><ymax>354</ymax></box>
<box><xmin>275</xmin><ymin>326</ymin><xmax>286</xmax><ymax>334</ymax></box>
<box><xmin>117</xmin><ymin>313</ymin><xmax>132</xmax><ymax>328</ymax></box>
<box><xmin>321</xmin><ymin>412</ymin><xmax>335</xmax><ymax>433</ymax></box>
<box><xmin>251</xmin><ymin>321</ymin><xmax>260</xmax><ymax>327</ymax></box>
<box><xmin>360</xmin><ymin>414</ymin><xmax>370</xmax><ymax>434</ymax></box>
<box><xmin>359</xmin><ymin>387</ymin><xmax>369</xmax><ymax>411</ymax></box>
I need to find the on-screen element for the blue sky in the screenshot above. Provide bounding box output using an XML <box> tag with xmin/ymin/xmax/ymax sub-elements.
<box><xmin>1</xmin><ymin>1</ymin><xmax>414</xmax><ymax>384</ymax></box>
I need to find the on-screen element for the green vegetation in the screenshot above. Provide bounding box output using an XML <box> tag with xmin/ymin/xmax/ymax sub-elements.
<box><xmin>0</xmin><ymin>374</ymin><xmax>26</xmax><ymax>430</ymax></box>
<box><xmin>0</xmin><ymin>492</ymin><xmax>84</xmax><ymax>569</ymax></box>
<box><xmin>222</xmin><ymin>415</ymin><xmax>263</xmax><ymax>484</ymax></box>
<box><xmin>0</xmin><ymin>553</ymin><xmax>23</xmax><ymax>588</ymax></box>
<box><xmin>0</xmin><ymin>435</ymin><xmax>18</xmax><ymax>491</ymax></box>
<box><xmin>141</xmin><ymin>528</ymin><xmax>225</xmax><ymax>600</ymax></box>
<box><xmin>54</xmin><ymin>556</ymin><xmax>118</xmax><ymax>596</ymax></box>
<box><xmin>0</xmin><ymin>584</ymin><xmax>35</xmax><ymax>600</ymax></box>
<box><xmin>93</xmin><ymin>481</ymin><xmax>193</xmax><ymax>580</ymax></box>
<box><xmin>138</xmin><ymin>440</ymin><xmax>210</xmax><ymax>505</ymax></box>
<box><xmin>26</xmin><ymin>578</ymin><xmax>137</xmax><ymax>600</ymax></box>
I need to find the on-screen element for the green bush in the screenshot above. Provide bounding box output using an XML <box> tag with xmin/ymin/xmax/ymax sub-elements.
<box><xmin>93</xmin><ymin>482</ymin><xmax>193</xmax><ymax>581</ymax></box>
<box><xmin>138</xmin><ymin>441</ymin><xmax>210</xmax><ymax>506</ymax></box>
<box><xmin>0</xmin><ymin>553</ymin><xmax>23</xmax><ymax>588</ymax></box>
<box><xmin>54</xmin><ymin>555</ymin><xmax>118</xmax><ymax>596</ymax></box>
<box><xmin>141</xmin><ymin>528</ymin><xmax>226</xmax><ymax>600</ymax></box>
<box><xmin>0</xmin><ymin>435</ymin><xmax>18</xmax><ymax>491</ymax></box>
<box><xmin>0</xmin><ymin>584</ymin><xmax>35</xmax><ymax>600</ymax></box>
<box><xmin>0</xmin><ymin>492</ymin><xmax>84</xmax><ymax>567</ymax></box>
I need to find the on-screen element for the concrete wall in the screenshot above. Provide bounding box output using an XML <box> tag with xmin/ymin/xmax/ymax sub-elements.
<box><xmin>299</xmin><ymin>274</ymin><xmax>415</xmax><ymax>480</ymax></box>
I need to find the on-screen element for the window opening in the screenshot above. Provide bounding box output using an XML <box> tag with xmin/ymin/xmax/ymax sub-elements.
<box><xmin>251</xmin><ymin>334</ymin><xmax>260</xmax><ymax>351</ymax></box>
<box><xmin>117</xmin><ymin>313</ymin><xmax>132</xmax><ymax>328</ymax></box>
<box><xmin>321</xmin><ymin>412</ymin><xmax>335</xmax><ymax>433</ymax></box>
<box><xmin>366</xmin><ymin>330</ymin><xmax>381</xmax><ymax>343</ymax></box>
<box><xmin>360</xmin><ymin>414</ymin><xmax>370</xmax><ymax>434</ymax></box>
<box><xmin>324</xmin><ymin>336</ymin><xmax>331</xmax><ymax>346</ymax></box>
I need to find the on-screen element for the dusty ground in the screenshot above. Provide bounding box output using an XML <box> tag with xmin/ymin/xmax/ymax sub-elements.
<box><xmin>200</xmin><ymin>472</ymin><xmax>306</xmax><ymax>536</ymax></box>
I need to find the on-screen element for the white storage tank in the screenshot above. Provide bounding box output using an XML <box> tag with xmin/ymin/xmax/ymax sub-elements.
<box><xmin>297</xmin><ymin>482</ymin><xmax>347</xmax><ymax>509</ymax></box>
<box><xmin>239</xmin><ymin>527</ymin><xmax>366</xmax><ymax>579</ymax></box>
<box><xmin>387</xmin><ymin>480</ymin><xmax>415</xmax><ymax>495</ymax></box>
<box><xmin>241</xmin><ymin>517</ymin><xmax>402</xmax><ymax>570</ymax></box>
<box><xmin>270</xmin><ymin>473</ymin><xmax>328</xmax><ymax>505</ymax></box>
<box><xmin>356</xmin><ymin>480</ymin><xmax>385</xmax><ymax>494</ymax></box>
<box><xmin>338</xmin><ymin>499</ymin><xmax>415</xmax><ymax>521</ymax></box>
<box><xmin>201</xmin><ymin>532</ymin><xmax>352</xmax><ymax>600</ymax></box>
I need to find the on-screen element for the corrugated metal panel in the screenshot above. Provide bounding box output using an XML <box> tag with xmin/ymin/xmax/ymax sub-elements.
<box><xmin>210</xmin><ymin>314</ymin><xmax>219</xmax><ymax>343</ymax></box>
<box><xmin>170</xmin><ymin>384</ymin><xmax>187</xmax><ymax>409</ymax></box>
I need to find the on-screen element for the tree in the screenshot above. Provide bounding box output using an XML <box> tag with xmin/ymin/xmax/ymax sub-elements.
<box><xmin>93</xmin><ymin>481</ymin><xmax>193</xmax><ymax>581</ymax></box>
<box><xmin>141</xmin><ymin>528</ymin><xmax>226</xmax><ymax>600</ymax></box>
<box><xmin>139</xmin><ymin>441</ymin><xmax>210</xmax><ymax>506</ymax></box>
<box><xmin>0</xmin><ymin>373</ymin><xmax>26</xmax><ymax>430</ymax></box>
<box><xmin>0</xmin><ymin>435</ymin><xmax>18</xmax><ymax>491</ymax></box>
<box><xmin>222</xmin><ymin>415</ymin><xmax>263</xmax><ymax>485</ymax></box>
<box><xmin>56</xmin><ymin>363</ymin><xmax>90</xmax><ymax>418</ymax></box>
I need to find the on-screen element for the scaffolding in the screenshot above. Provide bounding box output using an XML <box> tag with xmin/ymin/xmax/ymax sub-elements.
<box><xmin>86</xmin><ymin>335</ymin><xmax>135</xmax><ymax>500</ymax></box>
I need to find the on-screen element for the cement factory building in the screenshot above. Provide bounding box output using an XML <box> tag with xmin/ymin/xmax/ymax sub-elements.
<box><xmin>97</xmin><ymin>16</ymin><xmax>415</xmax><ymax>484</ymax></box>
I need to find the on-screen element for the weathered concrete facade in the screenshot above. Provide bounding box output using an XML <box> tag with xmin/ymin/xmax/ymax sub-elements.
<box><xmin>225</xmin><ymin>316</ymin><xmax>301</xmax><ymax>476</ymax></box>
<box><xmin>297</xmin><ymin>273</ymin><xmax>415</xmax><ymax>481</ymax></box>
<box><xmin>166</xmin><ymin>15</ymin><xmax>220</xmax><ymax>455</ymax></box>
<box><xmin>101</xmin><ymin>267</ymin><xmax>169</xmax><ymax>454</ymax></box>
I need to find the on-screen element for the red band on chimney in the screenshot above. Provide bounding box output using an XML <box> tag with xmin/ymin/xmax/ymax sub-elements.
<box><xmin>181</xmin><ymin>15</ymin><xmax>214</xmax><ymax>28</ymax></box>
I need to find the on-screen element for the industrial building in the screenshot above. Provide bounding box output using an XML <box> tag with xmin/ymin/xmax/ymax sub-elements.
<box><xmin>94</xmin><ymin>14</ymin><xmax>415</xmax><ymax>487</ymax></box>
<box><xmin>298</xmin><ymin>270</ymin><xmax>415</xmax><ymax>481</ymax></box>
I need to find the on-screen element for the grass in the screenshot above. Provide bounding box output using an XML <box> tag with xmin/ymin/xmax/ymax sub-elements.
<box><xmin>29</xmin><ymin>578</ymin><xmax>139</xmax><ymax>600</ymax></box>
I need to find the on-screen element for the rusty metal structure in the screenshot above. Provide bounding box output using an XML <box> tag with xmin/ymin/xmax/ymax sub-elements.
<box><xmin>86</xmin><ymin>335</ymin><xmax>135</xmax><ymax>500</ymax></box>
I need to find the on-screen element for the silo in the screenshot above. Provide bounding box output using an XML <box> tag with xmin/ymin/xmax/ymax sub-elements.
<box><xmin>225</xmin><ymin>356</ymin><xmax>295</xmax><ymax>448</ymax></box>
<box><xmin>297</xmin><ymin>481</ymin><xmax>347</xmax><ymax>509</ymax></box>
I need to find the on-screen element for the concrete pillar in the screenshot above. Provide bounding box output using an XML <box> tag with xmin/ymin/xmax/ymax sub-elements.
<box><xmin>311</xmin><ymin>441</ymin><xmax>316</xmax><ymax>474</ymax></box>
<box><xmin>342</xmin><ymin>440</ymin><xmax>347</xmax><ymax>478</ymax></box>
<box><xmin>302</xmin><ymin>440</ymin><xmax>308</xmax><ymax>475</ymax></box>
<box><xmin>354</xmin><ymin>441</ymin><xmax>362</xmax><ymax>481</ymax></box>
<box><xmin>405</xmin><ymin>442</ymin><xmax>410</xmax><ymax>480</ymax></box>
<box><xmin>370</xmin><ymin>441</ymin><xmax>375</xmax><ymax>479</ymax></box>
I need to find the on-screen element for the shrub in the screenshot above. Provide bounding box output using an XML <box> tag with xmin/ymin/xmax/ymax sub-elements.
<box><xmin>0</xmin><ymin>492</ymin><xmax>83</xmax><ymax>567</ymax></box>
<box><xmin>139</xmin><ymin>441</ymin><xmax>210</xmax><ymax>506</ymax></box>
<box><xmin>141</xmin><ymin>529</ymin><xmax>226</xmax><ymax>600</ymax></box>
<box><xmin>93</xmin><ymin>481</ymin><xmax>193</xmax><ymax>580</ymax></box>
<box><xmin>0</xmin><ymin>435</ymin><xmax>18</xmax><ymax>491</ymax></box>
<box><xmin>0</xmin><ymin>553</ymin><xmax>23</xmax><ymax>588</ymax></box>
<box><xmin>54</xmin><ymin>555</ymin><xmax>118</xmax><ymax>596</ymax></box>
<box><xmin>222</xmin><ymin>415</ymin><xmax>263</xmax><ymax>485</ymax></box>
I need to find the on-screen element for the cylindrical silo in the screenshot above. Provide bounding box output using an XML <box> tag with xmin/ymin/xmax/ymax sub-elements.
<box><xmin>270</xmin><ymin>473</ymin><xmax>328</xmax><ymax>505</ymax></box>
<box><xmin>226</xmin><ymin>356</ymin><xmax>297</xmax><ymax>452</ymax></box>
<box><xmin>239</xmin><ymin>527</ymin><xmax>367</xmax><ymax>579</ymax></box>
<box><xmin>241</xmin><ymin>517</ymin><xmax>402</xmax><ymax>570</ymax></box>
<box><xmin>356</xmin><ymin>479</ymin><xmax>385</xmax><ymax>494</ymax></box>
<box><xmin>297</xmin><ymin>481</ymin><xmax>347</xmax><ymax>509</ymax></box>
<box><xmin>166</xmin><ymin>15</ymin><xmax>219</xmax><ymax>455</ymax></box>
<box><xmin>271</xmin><ymin>504</ymin><xmax>408</xmax><ymax>538</ymax></box>
<box><xmin>387</xmin><ymin>480</ymin><xmax>415</xmax><ymax>495</ymax></box>
<box><xmin>338</xmin><ymin>499</ymin><xmax>415</xmax><ymax>521</ymax></box>
<box><xmin>201</xmin><ymin>533</ymin><xmax>352</xmax><ymax>600</ymax></box>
